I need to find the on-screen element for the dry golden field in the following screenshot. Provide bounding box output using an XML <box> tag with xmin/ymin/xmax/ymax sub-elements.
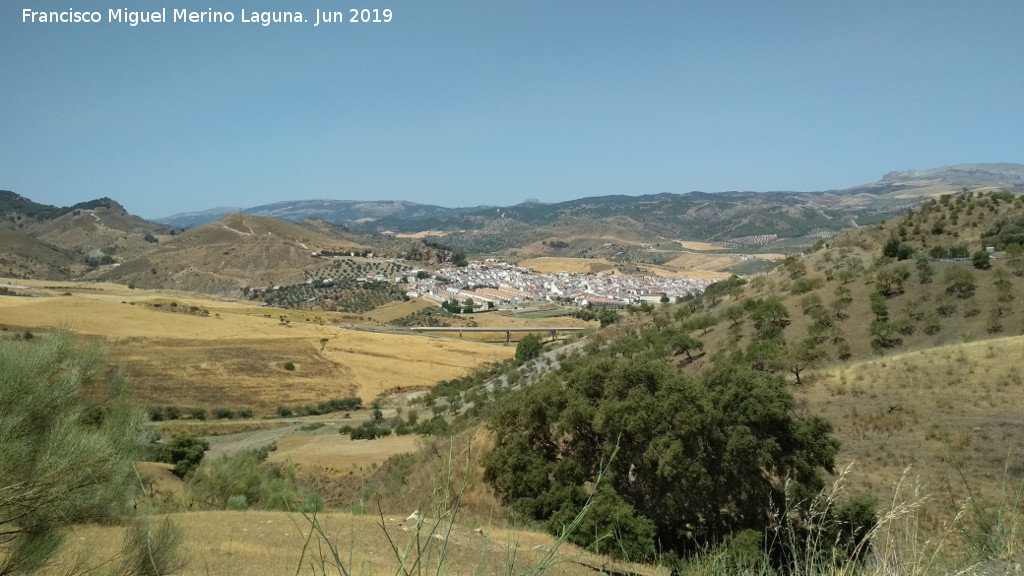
<box><xmin>361</xmin><ymin>297</ymin><xmax>437</xmax><ymax>323</ymax></box>
<box><xmin>55</xmin><ymin>510</ymin><xmax>647</xmax><ymax>576</ymax></box>
<box><xmin>393</xmin><ymin>230</ymin><xmax>452</xmax><ymax>239</ymax></box>
<box><xmin>796</xmin><ymin>334</ymin><xmax>1024</xmax><ymax>519</ymax></box>
<box><xmin>673</xmin><ymin>240</ymin><xmax>727</xmax><ymax>251</ymax></box>
<box><xmin>267</xmin><ymin>429</ymin><xmax>423</xmax><ymax>473</ymax></box>
<box><xmin>664</xmin><ymin>252</ymin><xmax>785</xmax><ymax>273</ymax></box>
<box><xmin>517</xmin><ymin>257</ymin><xmax>618</xmax><ymax>274</ymax></box>
<box><xmin>517</xmin><ymin>256</ymin><xmax>734</xmax><ymax>281</ymax></box>
<box><xmin>0</xmin><ymin>278</ymin><xmax>513</xmax><ymax>412</ymax></box>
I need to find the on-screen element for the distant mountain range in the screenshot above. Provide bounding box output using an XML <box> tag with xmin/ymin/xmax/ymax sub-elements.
<box><xmin>2</xmin><ymin>163</ymin><xmax>1021</xmax><ymax>290</ymax></box>
<box><xmin>151</xmin><ymin>163</ymin><xmax>1022</xmax><ymax>258</ymax></box>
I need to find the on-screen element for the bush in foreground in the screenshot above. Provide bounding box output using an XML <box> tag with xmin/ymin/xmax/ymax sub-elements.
<box><xmin>0</xmin><ymin>329</ymin><xmax>179</xmax><ymax>573</ymax></box>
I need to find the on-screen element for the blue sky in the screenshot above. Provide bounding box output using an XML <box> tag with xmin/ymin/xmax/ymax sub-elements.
<box><xmin>2</xmin><ymin>1</ymin><xmax>1021</xmax><ymax>219</ymax></box>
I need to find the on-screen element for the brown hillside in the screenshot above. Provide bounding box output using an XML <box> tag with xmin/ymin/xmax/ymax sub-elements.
<box><xmin>95</xmin><ymin>214</ymin><xmax>368</xmax><ymax>295</ymax></box>
<box><xmin>0</xmin><ymin>228</ymin><xmax>81</xmax><ymax>279</ymax></box>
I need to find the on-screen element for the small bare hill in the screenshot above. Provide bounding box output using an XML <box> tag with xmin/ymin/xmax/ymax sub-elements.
<box><xmin>96</xmin><ymin>214</ymin><xmax>368</xmax><ymax>295</ymax></box>
<box><xmin>30</xmin><ymin>198</ymin><xmax>169</xmax><ymax>257</ymax></box>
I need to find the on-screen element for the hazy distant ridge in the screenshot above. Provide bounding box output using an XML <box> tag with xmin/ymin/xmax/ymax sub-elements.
<box><xmin>154</xmin><ymin>163</ymin><xmax>1023</xmax><ymax>229</ymax></box>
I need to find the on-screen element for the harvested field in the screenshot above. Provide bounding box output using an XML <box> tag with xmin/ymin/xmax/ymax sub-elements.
<box><xmin>0</xmin><ymin>278</ymin><xmax>513</xmax><ymax>413</ymax></box>
<box><xmin>517</xmin><ymin>257</ymin><xmax>617</xmax><ymax>274</ymax></box>
<box><xmin>664</xmin><ymin>252</ymin><xmax>783</xmax><ymax>274</ymax></box>
<box><xmin>393</xmin><ymin>230</ymin><xmax>451</xmax><ymax>238</ymax></box>
<box><xmin>267</xmin><ymin>431</ymin><xmax>421</xmax><ymax>473</ymax></box>
<box><xmin>516</xmin><ymin>256</ymin><xmax>733</xmax><ymax>281</ymax></box>
<box><xmin>674</xmin><ymin>240</ymin><xmax>727</xmax><ymax>251</ymax></box>
<box><xmin>362</xmin><ymin>297</ymin><xmax>437</xmax><ymax>323</ymax></box>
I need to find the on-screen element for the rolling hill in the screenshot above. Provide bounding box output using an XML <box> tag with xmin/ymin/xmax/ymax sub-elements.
<box><xmin>93</xmin><ymin>213</ymin><xmax>370</xmax><ymax>295</ymax></box>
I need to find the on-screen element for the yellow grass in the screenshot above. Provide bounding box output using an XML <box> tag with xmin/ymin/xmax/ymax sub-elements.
<box><xmin>518</xmin><ymin>257</ymin><xmax>617</xmax><ymax>274</ymax></box>
<box><xmin>137</xmin><ymin>462</ymin><xmax>187</xmax><ymax>503</ymax></box>
<box><xmin>0</xmin><ymin>278</ymin><xmax>513</xmax><ymax>412</ymax></box>
<box><xmin>55</xmin><ymin>511</ymin><xmax>646</xmax><ymax>576</ymax></box>
<box><xmin>664</xmin><ymin>252</ymin><xmax>749</xmax><ymax>271</ymax></box>
<box><xmin>635</xmin><ymin>263</ymin><xmax>731</xmax><ymax>280</ymax></box>
<box><xmin>797</xmin><ymin>335</ymin><xmax>1024</xmax><ymax>515</ymax></box>
<box><xmin>268</xmin><ymin>431</ymin><xmax>421</xmax><ymax>473</ymax></box>
<box><xmin>471</xmin><ymin>311</ymin><xmax>593</xmax><ymax>329</ymax></box>
<box><xmin>361</xmin><ymin>297</ymin><xmax>437</xmax><ymax>323</ymax></box>
<box><xmin>394</xmin><ymin>230</ymin><xmax>452</xmax><ymax>238</ymax></box>
<box><xmin>674</xmin><ymin>240</ymin><xmax>727</xmax><ymax>251</ymax></box>
<box><xmin>517</xmin><ymin>256</ymin><xmax>733</xmax><ymax>280</ymax></box>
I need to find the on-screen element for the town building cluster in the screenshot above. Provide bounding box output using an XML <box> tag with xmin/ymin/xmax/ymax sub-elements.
<box><xmin>402</xmin><ymin>261</ymin><xmax>711</xmax><ymax>308</ymax></box>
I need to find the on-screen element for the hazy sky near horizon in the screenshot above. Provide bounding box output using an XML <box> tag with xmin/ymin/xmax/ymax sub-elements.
<box><xmin>2</xmin><ymin>1</ymin><xmax>1022</xmax><ymax>219</ymax></box>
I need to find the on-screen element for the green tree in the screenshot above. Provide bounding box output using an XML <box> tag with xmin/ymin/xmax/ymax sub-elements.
<box><xmin>749</xmin><ymin>299</ymin><xmax>790</xmax><ymax>340</ymax></box>
<box><xmin>685</xmin><ymin>314</ymin><xmax>719</xmax><ymax>336</ymax></box>
<box><xmin>515</xmin><ymin>333</ymin><xmax>544</xmax><ymax>363</ymax></box>
<box><xmin>972</xmin><ymin>249</ymin><xmax>992</xmax><ymax>270</ymax></box>
<box><xmin>671</xmin><ymin>333</ymin><xmax>704</xmax><ymax>361</ymax></box>
<box><xmin>0</xmin><ymin>330</ymin><xmax>177</xmax><ymax>574</ymax></box>
<box><xmin>944</xmin><ymin>265</ymin><xmax>978</xmax><ymax>298</ymax></box>
<box><xmin>156</xmin><ymin>435</ymin><xmax>210</xmax><ymax>478</ymax></box>
<box><xmin>914</xmin><ymin>257</ymin><xmax>934</xmax><ymax>284</ymax></box>
<box><xmin>784</xmin><ymin>338</ymin><xmax>828</xmax><ymax>385</ymax></box>
<box><xmin>483</xmin><ymin>358</ymin><xmax>838</xmax><ymax>560</ymax></box>
<box><xmin>875</xmin><ymin>264</ymin><xmax>911</xmax><ymax>297</ymax></box>
<box><xmin>597</xmin><ymin>308</ymin><xmax>619</xmax><ymax>328</ymax></box>
<box><xmin>869</xmin><ymin>292</ymin><xmax>889</xmax><ymax>322</ymax></box>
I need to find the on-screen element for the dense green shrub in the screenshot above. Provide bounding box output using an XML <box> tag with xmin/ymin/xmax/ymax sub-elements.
<box><xmin>349</xmin><ymin>421</ymin><xmax>391</xmax><ymax>440</ymax></box>
<box><xmin>417</xmin><ymin>415</ymin><xmax>451</xmax><ymax>437</ymax></box>
<box><xmin>515</xmin><ymin>333</ymin><xmax>544</xmax><ymax>363</ymax></box>
<box><xmin>790</xmin><ymin>277</ymin><xmax>824</xmax><ymax>295</ymax></box>
<box><xmin>147</xmin><ymin>406</ymin><xmax>164</xmax><ymax>421</ymax></box>
<box><xmin>212</xmin><ymin>408</ymin><xmax>234</xmax><ymax>420</ymax></box>
<box><xmin>191</xmin><ymin>449</ymin><xmax>300</xmax><ymax>510</ymax></box>
<box><xmin>156</xmin><ymin>435</ymin><xmax>210</xmax><ymax>478</ymax></box>
<box><xmin>483</xmin><ymin>355</ymin><xmax>839</xmax><ymax>561</ymax></box>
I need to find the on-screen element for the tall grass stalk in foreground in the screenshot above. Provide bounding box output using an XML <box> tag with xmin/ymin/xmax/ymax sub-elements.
<box><xmin>289</xmin><ymin>440</ymin><xmax>620</xmax><ymax>576</ymax></box>
<box><xmin>944</xmin><ymin>450</ymin><xmax>1024</xmax><ymax>563</ymax></box>
<box><xmin>285</xmin><ymin>450</ymin><xmax>1024</xmax><ymax>576</ymax></box>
